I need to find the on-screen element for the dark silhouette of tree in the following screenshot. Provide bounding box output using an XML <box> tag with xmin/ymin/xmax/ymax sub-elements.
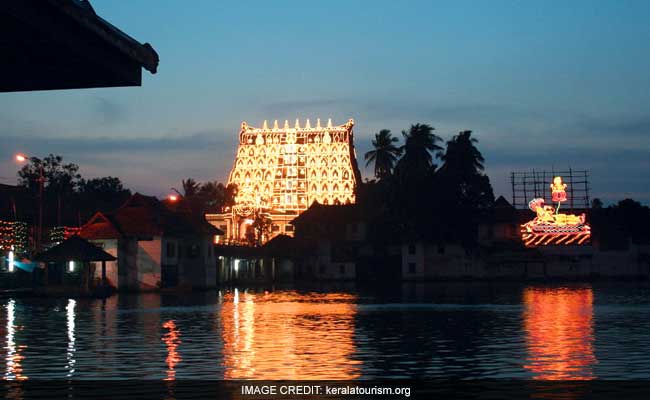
<box><xmin>197</xmin><ymin>181</ymin><xmax>237</xmax><ymax>213</ymax></box>
<box><xmin>612</xmin><ymin>199</ymin><xmax>650</xmax><ymax>243</ymax></box>
<box><xmin>591</xmin><ymin>198</ymin><xmax>603</xmax><ymax>209</ymax></box>
<box><xmin>18</xmin><ymin>154</ymin><xmax>81</xmax><ymax>194</ymax></box>
<box><xmin>245</xmin><ymin>209</ymin><xmax>272</xmax><ymax>246</ymax></box>
<box><xmin>439</xmin><ymin>130</ymin><xmax>484</xmax><ymax>177</ymax></box>
<box><xmin>77</xmin><ymin>177</ymin><xmax>131</xmax><ymax>220</ymax></box>
<box><xmin>364</xmin><ymin>129</ymin><xmax>402</xmax><ymax>180</ymax></box>
<box><xmin>181</xmin><ymin>178</ymin><xmax>200</xmax><ymax>197</ymax></box>
<box><xmin>437</xmin><ymin>130</ymin><xmax>494</xmax><ymax>209</ymax></box>
<box><xmin>394</xmin><ymin>123</ymin><xmax>443</xmax><ymax>179</ymax></box>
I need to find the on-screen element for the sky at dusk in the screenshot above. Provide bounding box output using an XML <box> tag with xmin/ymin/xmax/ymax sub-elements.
<box><xmin>1</xmin><ymin>0</ymin><xmax>649</xmax><ymax>204</ymax></box>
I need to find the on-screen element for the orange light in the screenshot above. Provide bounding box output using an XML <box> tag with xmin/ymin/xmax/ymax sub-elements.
<box><xmin>168</xmin><ymin>195</ymin><xmax>178</xmax><ymax>202</ymax></box>
<box><xmin>220</xmin><ymin>291</ymin><xmax>360</xmax><ymax>379</ymax></box>
<box><xmin>521</xmin><ymin>177</ymin><xmax>591</xmax><ymax>247</ymax></box>
<box><xmin>216</xmin><ymin>118</ymin><xmax>359</xmax><ymax>243</ymax></box>
<box><xmin>523</xmin><ymin>287</ymin><xmax>596</xmax><ymax>380</ymax></box>
<box><xmin>15</xmin><ymin>154</ymin><xmax>27</xmax><ymax>163</ymax></box>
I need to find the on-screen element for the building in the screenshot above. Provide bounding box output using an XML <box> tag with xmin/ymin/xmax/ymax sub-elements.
<box><xmin>79</xmin><ymin>193</ymin><xmax>222</xmax><ymax>290</ymax></box>
<box><xmin>206</xmin><ymin>118</ymin><xmax>362</xmax><ymax>243</ymax></box>
<box><xmin>478</xmin><ymin>196</ymin><xmax>522</xmax><ymax>246</ymax></box>
<box><xmin>2</xmin><ymin>0</ymin><xmax>158</xmax><ymax>92</ymax></box>
<box><xmin>291</xmin><ymin>203</ymin><xmax>367</xmax><ymax>280</ymax></box>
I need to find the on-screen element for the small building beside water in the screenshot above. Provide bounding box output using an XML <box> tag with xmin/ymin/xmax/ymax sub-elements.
<box><xmin>79</xmin><ymin>193</ymin><xmax>222</xmax><ymax>290</ymax></box>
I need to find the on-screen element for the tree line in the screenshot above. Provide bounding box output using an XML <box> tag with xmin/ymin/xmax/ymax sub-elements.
<box><xmin>360</xmin><ymin>124</ymin><xmax>495</xmax><ymax>247</ymax></box>
<box><xmin>14</xmin><ymin>155</ymin><xmax>236</xmax><ymax>226</ymax></box>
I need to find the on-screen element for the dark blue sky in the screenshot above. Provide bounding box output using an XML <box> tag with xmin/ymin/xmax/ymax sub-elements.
<box><xmin>1</xmin><ymin>0</ymin><xmax>649</xmax><ymax>204</ymax></box>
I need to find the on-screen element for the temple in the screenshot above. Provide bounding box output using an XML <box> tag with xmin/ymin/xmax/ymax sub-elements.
<box><xmin>206</xmin><ymin>118</ymin><xmax>362</xmax><ymax>244</ymax></box>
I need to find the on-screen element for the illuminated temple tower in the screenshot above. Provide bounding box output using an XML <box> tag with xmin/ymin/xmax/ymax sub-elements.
<box><xmin>207</xmin><ymin>118</ymin><xmax>361</xmax><ymax>243</ymax></box>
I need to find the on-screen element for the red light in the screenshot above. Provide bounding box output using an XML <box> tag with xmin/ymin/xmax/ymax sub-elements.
<box><xmin>168</xmin><ymin>195</ymin><xmax>178</xmax><ymax>202</ymax></box>
<box><xmin>15</xmin><ymin>154</ymin><xmax>27</xmax><ymax>162</ymax></box>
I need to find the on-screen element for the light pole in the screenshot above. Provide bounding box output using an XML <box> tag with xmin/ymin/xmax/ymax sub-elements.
<box><xmin>15</xmin><ymin>154</ymin><xmax>44</xmax><ymax>252</ymax></box>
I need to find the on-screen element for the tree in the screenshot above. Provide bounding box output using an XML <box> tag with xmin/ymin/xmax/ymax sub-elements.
<box><xmin>197</xmin><ymin>182</ymin><xmax>237</xmax><ymax>212</ymax></box>
<box><xmin>364</xmin><ymin>129</ymin><xmax>402</xmax><ymax>180</ymax></box>
<box><xmin>79</xmin><ymin>177</ymin><xmax>128</xmax><ymax>194</ymax></box>
<box><xmin>591</xmin><ymin>198</ymin><xmax>603</xmax><ymax>209</ymax></box>
<box><xmin>245</xmin><ymin>210</ymin><xmax>272</xmax><ymax>246</ymax></box>
<box><xmin>18</xmin><ymin>154</ymin><xmax>81</xmax><ymax>194</ymax></box>
<box><xmin>394</xmin><ymin>123</ymin><xmax>443</xmax><ymax>179</ymax></box>
<box><xmin>181</xmin><ymin>178</ymin><xmax>200</xmax><ymax>197</ymax></box>
<box><xmin>439</xmin><ymin>130</ymin><xmax>485</xmax><ymax>177</ymax></box>
<box><xmin>437</xmin><ymin>130</ymin><xmax>494</xmax><ymax>210</ymax></box>
<box><xmin>77</xmin><ymin>177</ymin><xmax>132</xmax><ymax>219</ymax></box>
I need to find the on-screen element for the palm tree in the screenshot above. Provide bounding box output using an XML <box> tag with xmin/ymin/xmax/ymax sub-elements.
<box><xmin>364</xmin><ymin>129</ymin><xmax>402</xmax><ymax>179</ymax></box>
<box><xmin>395</xmin><ymin>123</ymin><xmax>443</xmax><ymax>177</ymax></box>
<box><xmin>182</xmin><ymin>178</ymin><xmax>200</xmax><ymax>197</ymax></box>
<box><xmin>439</xmin><ymin>130</ymin><xmax>485</xmax><ymax>177</ymax></box>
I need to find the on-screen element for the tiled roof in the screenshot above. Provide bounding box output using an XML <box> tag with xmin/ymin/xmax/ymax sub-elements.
<box><xmin>80</xmin><ymin>193</ymin><xmax>222</xmax><ymax>239</ymax></box>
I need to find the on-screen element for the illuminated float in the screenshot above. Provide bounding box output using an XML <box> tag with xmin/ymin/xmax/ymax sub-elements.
<box><xmin>521</xmin><ymin>176</ymin><xmax>591</xmax><ymax>246</ymax></box>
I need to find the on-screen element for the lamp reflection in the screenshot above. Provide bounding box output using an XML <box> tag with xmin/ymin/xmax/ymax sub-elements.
<box><xmin>220</xmin><ymin>290</ymin><xmax>361</xmax><ymax>379</ymax></box>
<box><xmin>162</xmin><ymin>320</ymin><xmax>181</xmax><ymax>380</ymax></box>
<box><xmin>66</xmin><ymin>299</ymin><xmax>76</xmax><ymax>378</ymax></box>
<box><xmin>4</xmin><ymin>300</ymin><xmax>27</xmax><ymax>380</ymax></box>
<box><xmin>523</xmin><ymin>287</ymin><xmax>597</xmax><ymax>380</ymax></box>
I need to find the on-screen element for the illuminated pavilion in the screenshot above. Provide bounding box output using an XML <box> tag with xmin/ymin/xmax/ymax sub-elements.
<box><xmin>206</xmin><ymin>118</ymin><xmax>362</xmax><ymax>243</ymax></box>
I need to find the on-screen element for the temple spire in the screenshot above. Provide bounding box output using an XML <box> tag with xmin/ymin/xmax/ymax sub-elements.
<box><xmin>305</xmin><ymin>118</ymin><xmax>311</xmax><ymax>129</ymax></box>
<box><xmin>284</xmin><ymin>120</ymin><xmax>289</xmax><ymax>129</ymax></box>
<box><xmin>327</xmin><ymin>118</ymin><xmax>332</xmax><ymax>128</ymax></box>
<box><xmin>273</xmin><ymin>120</ymin><xmax>279</xmax><ymax>130</ymax></box>
<box><xmin>262</xmin><ymin>120</ymin><xmax>268</xmax><ymax>130</ymax></box>
<box><xmin>295</xmin><ymin>118</ymin><xmax>300</xmax><ymax>129</ymax></box>
<box><xmin>317</xmin><ymin>118</ymin><xmax>321</xmax><ymax>129</ymax></box>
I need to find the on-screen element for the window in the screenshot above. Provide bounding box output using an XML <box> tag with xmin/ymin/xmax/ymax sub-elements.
<box><xmin>272</xmin><ymin>224</ymin><xmax>280</xmax><ymax>232</ymax></box>
<box><xmin>187</xmin><ymin>244</ymin><xmax>200</xmax><ymax>259</ymax></box>
<box><xmin>284</xmin><ymin>224</ymin><xmax>294</xmax><ymax>232</ymax></box>
<box><xmin>166</xmin><ymin>242</ymin><xmax>176</xmax><ymax>258</ymax></box>
<box><xmin>408</xmin><ymin>244</ymin><xmax>416</xmax><ymax>255</ymax></box>
<box><xmin>339</xmin><ymin>265</ymin><xmax>345</xmax><ymax>275</ymax></box>
<box><xmin>408</xmin><ymin>263</ymin><xmax>416</xmax><ymax>274</ymax></box>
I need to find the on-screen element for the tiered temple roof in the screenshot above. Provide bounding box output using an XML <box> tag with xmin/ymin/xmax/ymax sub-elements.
<box><xmin>228</xmin><ymin>118</ymin><xmax>361</xmax><ymax>216</ymax></box>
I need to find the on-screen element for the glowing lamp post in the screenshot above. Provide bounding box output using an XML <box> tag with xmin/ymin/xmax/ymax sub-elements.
<box><xmin>15</xmin><ymin>153</ymin><xmax>45</xmax><ymax>252</ymax></box>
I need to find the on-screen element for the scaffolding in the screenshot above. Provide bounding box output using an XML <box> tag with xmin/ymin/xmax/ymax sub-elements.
<box><xmin>511</xmin><ymin>168</ymin><xmax>590</xmax><ymax>210</ymax></box>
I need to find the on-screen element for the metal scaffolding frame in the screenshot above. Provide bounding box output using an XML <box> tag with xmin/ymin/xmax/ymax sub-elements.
<box><xmin>511</xmin><ymin>168</ymin><xmax>590</xmax><ymax>210</ymax></box>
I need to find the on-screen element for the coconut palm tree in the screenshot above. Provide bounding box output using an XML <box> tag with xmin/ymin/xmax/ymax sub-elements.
<box><xmin>364</xmin><ymin>129</ymin><xmax>402</xmax><ymax>179</ymax></box>
<box><xmin>439</xmin><ymin>130</ymin><xmax>485</xmax><ymax>177</ymax></box>
<box><xmin>395</xmin><ymin>123</ymin><xmax>443</xmax><ymax>178</ymax></box>
<box><xmin>182</xmin><ymin>178</ymin><xmax>200</xmax><ymax>197</ymax></box>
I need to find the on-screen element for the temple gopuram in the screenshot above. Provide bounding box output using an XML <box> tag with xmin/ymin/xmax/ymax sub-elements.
<box><xmin>206</xmin><ymin>118</ymin><xmax>362</xmax><ymax>244</ymax></box>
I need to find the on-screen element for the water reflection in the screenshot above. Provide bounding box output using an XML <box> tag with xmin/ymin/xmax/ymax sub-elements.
<box><xmin>162</xmin><ymin>320</ymin><xmax>181</xmax><ymax>380</ymax></box>
<box><xmin>66</xmin><ymin>299</ymin><xmax>76</xmax><ymax>378</ymax></box>
<box><xmin>220</xmin><ymin>290</ymin><xmax>361</xmax><ymax>379</ymax></box>
<box><xmin>523</xmin><ymin>287</ymin><xmax>597</xmax><ymax>380</ymax></box>
<box><xmin>4</xmin><ymin>300</ymin><xmax>27</xmax><ymax>381</ymax></box>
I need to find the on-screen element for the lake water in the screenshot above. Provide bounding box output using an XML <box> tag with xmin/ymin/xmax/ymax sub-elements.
<box><xmin>3</xmin><ymin>282</ymin><xmax>650</xmax><ymax>380</ymax></box>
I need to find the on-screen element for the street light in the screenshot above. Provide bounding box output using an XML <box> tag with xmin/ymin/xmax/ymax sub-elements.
<box><xmin>168</xmin><ymin>187</ymin><xmax>184</xmax><ymax>202</ymax></box>
<box><xmin>15</xmin><ymin>153</ymin><xmax>44</xmax><ymax>252</ymax></box>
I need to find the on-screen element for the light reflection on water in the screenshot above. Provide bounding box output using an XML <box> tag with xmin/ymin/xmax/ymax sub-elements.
<box><xmin>220</xmin><ymin>290</ymin><xmax>361</xmax><ymax>379</ymax></box>
<box><xmin>523</xmin><ymin>287</ymin><xmax>596</xmax><ymax>380</ymax></box>
<box><xmin>1</xmin><ymin>283</ymin><xmax>650</xmax><ymax>379</ymax></box>
<box><xmin>4</xmin><ymin>299</ymin><xmax>27</xmax><ymax>381</ymax></box>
